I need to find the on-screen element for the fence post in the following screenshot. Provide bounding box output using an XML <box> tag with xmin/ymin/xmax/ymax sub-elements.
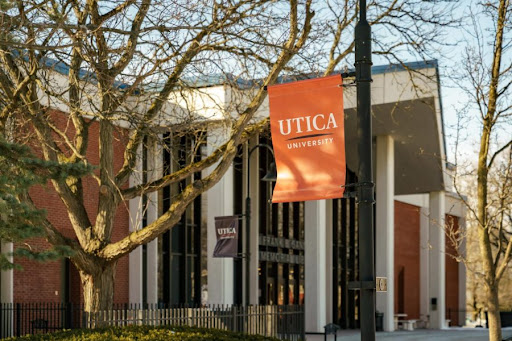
<box><xmin>232</xmin><ymin>305</ymin><xmax>238</xmax><ymax>332</ymax></box>
<box><xmin>187</xmin><ymin>308</ymin><xmax>192</xmax><ymax>327</ymax></box>
<box><xmin>15</xmin><ymin>303</ymin><xmax>21</xmax><ymax>337</ymax></box>
<box><xmin>82</xmin><ymin>311</ymin><xmax>87</xmax><ymax>329</ymax></box>
<box><xmin>137</xmin><ymin>308</ymin><xmax>143</xmax><ymax>326</ymax></box>
<box><xmin>0</xmin><ymin>303</ymin><xmax>3</xmax><ymax>338</ymax></box>
<box><xmin>301</xmin><ymin>305</ymin><xmax>305</xmax><ymax>341</ymax></box>
<box><xmin>65</xmin><ymin>302</ymin><xmax>72</xmax><ymax>329</ymax></box>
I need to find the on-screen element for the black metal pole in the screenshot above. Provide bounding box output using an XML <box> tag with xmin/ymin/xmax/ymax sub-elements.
<box><xmin>245</xmin><ymin>147</ymin><xmax>257</xmax><ymax>307</ymax></box>
<box><xmin>245</xmin><ymin>144</ymin><xmax>276</xmax><ymax>306</ymax></box>
<box><xmin>245</xmin><ymin>149</ymin><xmax>252</xmax><ymax>307</ymax></box>
<box><xmin>355</xmin><ymin>0</ymin><xmax>375</xmax><ymax>340</ymax></box>
<box><xmin>245</xmin><ymin>193</ymin><xmax>251</xmax><ymax>306</ymax></box>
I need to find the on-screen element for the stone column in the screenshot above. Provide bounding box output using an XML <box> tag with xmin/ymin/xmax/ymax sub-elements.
<box><xmin>325</xmin><ymin>200</ymin><xmax>333</xmax><ymax>323</ymax></box>
<box><xmin>129</xmin><ymin>146</ymin><xmax>144</xmax><ymax>305</ymax></box>
<box><xmin>0</xmin><ymin>242</ymin><xmax>13</xmax><ymax>303</ymax></box>
<box><xmin>305</xmin><ymin>200</ymin><xmax>327</xmax><ymax>332</ymax></box>
<box><xmin>419</xmin><ymin>207</ymin><xmax>430</xmax><ymax>325</ymax></box>
<box><xmin>206</xmin><ymin>128</ymin><xmax>234</xmax><ymax>304</ymax></box>
<box><xmin>145</xmin><ymin>137</ymin><xmax>162</xmax><ymax>305</ymax></box>
<box><xmin>429</xmin><ymin>191</ymin><xmax>446</xmax><ymax>329</ymax></box>
<box><xmin>375</xmin><ymin>135</ymin><xmax>395</xmax><ymax>331</ymax></box>
<box><xmin>0</xmin><ymin>241</ymin><xmax>13</xmax><ymax>338</ymax></box>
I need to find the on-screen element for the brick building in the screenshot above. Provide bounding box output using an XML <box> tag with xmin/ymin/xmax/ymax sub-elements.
<box><xmin>0</xmin><ymin>60</ymin><xmax>466</xmax><ymax>333</ymax></box>
<box><xmin>3</xmin><ymin>113</ymin><xmax>130</xmax><ymax>305</ymax></box>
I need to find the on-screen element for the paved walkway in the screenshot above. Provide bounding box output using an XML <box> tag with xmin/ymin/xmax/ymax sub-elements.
<box><xmin>305</xmin><ymin>327</ymin><xmax>512</xmax><ymax>340</ymax></box>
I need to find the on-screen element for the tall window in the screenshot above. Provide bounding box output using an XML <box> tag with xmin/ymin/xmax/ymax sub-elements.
<box><xmin>332</xmin><ymin>168</ymin><xmax>359</xmax><ymax>328</ymax></box>
<box><xmin>159</xmin><ymin>134</ymin><xmax>203</xmax><ymax>306</ymax></box>
<box><xmin>256</xmin><ymin>136</ymin><xmax>305</xmax><ymax>306</ymax></box>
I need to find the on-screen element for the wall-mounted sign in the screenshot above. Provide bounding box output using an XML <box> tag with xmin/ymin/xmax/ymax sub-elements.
<box><xmin>376</xmin><ymin>277</ymin><xmax>388</xmax><ymax>292</ymax></box>
<box><xmin>213</xmin><ymin>216</ymin><xmax>239</xmax><ymax>258</ymax></box>
<box><xmin>259</xmin><ymin>235</ymin><xmax>305</xmax><ymax>250</ymax></box>
<box><xmin>268</xmin><ymin>75</ymin><xmax>346</xmax><ymax>203</ymax></box>
<box><xmin>259</xmin><ymin>251</ymin><xmax>305</xmax><ymax>265</ymax></box>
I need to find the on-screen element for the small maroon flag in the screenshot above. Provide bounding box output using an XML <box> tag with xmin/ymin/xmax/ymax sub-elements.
<box><xmin>213</xmin><ymin>216</ymin><xmax>239</xmax><ymax>258</ymax></box>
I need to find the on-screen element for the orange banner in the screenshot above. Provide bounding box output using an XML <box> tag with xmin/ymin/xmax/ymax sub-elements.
<box><xmin>268</xmin><ymin>75</ymin><xmax>346</xmax><ymax>203</ymax></box>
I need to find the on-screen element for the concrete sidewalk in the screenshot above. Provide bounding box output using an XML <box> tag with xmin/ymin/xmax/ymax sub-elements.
<box><xmin>305</xmin><ymin>327</ymin><xmax>512</xmax><ymax>340</ymax></box>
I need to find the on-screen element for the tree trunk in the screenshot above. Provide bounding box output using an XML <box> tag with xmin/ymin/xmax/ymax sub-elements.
<box><xmin>80</xmin><ymin>261</ymin><xmax>116</xmax><ymax>312</ymax></box>
<box><xmin>486</xmin><ymin>282</ymin><xmax>502</xmax><ymax>341</ymax></box>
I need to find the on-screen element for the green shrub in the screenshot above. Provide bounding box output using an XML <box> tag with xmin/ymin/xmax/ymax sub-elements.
<box><xmin>7</xmin><ymin>325</ymin><xmax>283</xmax><ymax>341</ymax></box>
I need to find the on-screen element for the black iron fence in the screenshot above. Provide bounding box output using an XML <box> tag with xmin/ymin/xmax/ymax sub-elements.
<box><xmin>446</xmin><ymin>309</ymin><xmax>489</xmax><ymax>327</ymax></box>
<box><xmin>484</xmin><ymin>311</ymin><xmax>512</xmax><ymax>328</ymax></box>
<box><xmin>0</xmin><ymin>302</ymin><xmax>81</xmax><ymax>338</ymax></box>
<box><xmin>0</xmin><ymin>303</ymin><xmax>304</xmax><ymax>340</ymax></box>
<box><xmin>445</xmin><ymin>308</ymin><xmax>467</xmax><ymax>327</ymax></box>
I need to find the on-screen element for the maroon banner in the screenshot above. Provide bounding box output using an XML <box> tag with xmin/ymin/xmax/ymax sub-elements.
<box><xmin>213</xmin><ymin>216</ymin><xmax>239</xmax><ymax>258</ymax></box>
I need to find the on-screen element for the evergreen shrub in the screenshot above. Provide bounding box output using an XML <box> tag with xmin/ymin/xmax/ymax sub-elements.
<box><xmin>7</xmin><ymin>325</ymin><xmax>282</xmax><ymax>340</ymax></box>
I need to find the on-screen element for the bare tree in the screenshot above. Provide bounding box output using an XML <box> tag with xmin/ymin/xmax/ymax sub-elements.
<box><xmin>0</xmin><ymin>0</ymin><xmax>458</xmax><ymax>312</ymax></box>
<box><xmin>1</xmin><ymin>0</ymin><xmax>314</xmax><ymax>311</ymax></box>
<box><xmin>450</xmin><ymin>1</ymin><xmax>512</xmax><ymax>340</ymax></box>
<box><xmin>307</xmin><ymin>0</ymin><xmax>457</xmax><ymax>76</ymax></box>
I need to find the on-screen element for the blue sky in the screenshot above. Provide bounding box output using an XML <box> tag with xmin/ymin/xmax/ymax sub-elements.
<box><xmin>432</xmin><ymin>0</ymin><xmax>509</xmax><ymax>164</ymax></box>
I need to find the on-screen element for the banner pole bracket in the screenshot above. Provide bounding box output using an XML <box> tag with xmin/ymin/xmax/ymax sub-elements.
<box><xmin>348</xmin><ymin>280</ymin><xmax>375</xmax><ymax>291</ymax></box>
<box><xmin>341</xmin><ymin>181</ymin><xmax>374</xmax><ymax>189</ymax></box>
<box><xmin>341</xmin><ymin>182</ymin><xmax>375</xmax><ymax>202</ymax></box>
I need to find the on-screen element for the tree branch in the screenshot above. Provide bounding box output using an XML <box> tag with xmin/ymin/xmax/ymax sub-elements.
<box><xmin>488</xmin><ymin>140</ymin><xmax>512</xmax><ymax>170</ymax></box>
<box><xmin>100</xmin><ymin>0</ymin><xmax>314</xmax><ymax>260</ymax></box>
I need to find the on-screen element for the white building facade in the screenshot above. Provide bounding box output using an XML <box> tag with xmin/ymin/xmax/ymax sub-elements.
<box><xmin>0</xmin><ymin>60</ymin><xmax>466</xmax><ymax>333</ymax></box>
<box><xmin>124</xmin><ymin>60</ymin><xmax>467</xmax><ymax>332</ymax></box>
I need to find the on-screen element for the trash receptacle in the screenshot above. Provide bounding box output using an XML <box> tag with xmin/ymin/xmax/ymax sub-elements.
<box><xmin>375</xmin><ymin>311</ymin><xmax>384</xmax><ymax>331</ymax></box>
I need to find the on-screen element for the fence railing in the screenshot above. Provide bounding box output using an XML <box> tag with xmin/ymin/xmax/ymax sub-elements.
<box><xmin>0</xmin><ymin>302</ymin><xmax>81</xmax><ymax>339</ymax></box>
<box><xmin>0</xmin><ymin>303</ymin><xmax>304</xmax><ymax>340</ymax></box>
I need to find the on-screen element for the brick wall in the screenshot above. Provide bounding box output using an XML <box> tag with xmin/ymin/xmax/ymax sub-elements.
<box><xmin>14</xmin><ymin>111</ymin><xmax>129</xmax><ymax>304</ymax></box>
<box><xmin>394</xmin><ymin>200</ymin><xmax>421</xmax><ymax>319</ymax></box>
<box><xmin>445</xmin><ymin>214</ymin><xmax>460</xmax><ymax>326</ymax></box>
<box><xmin>394</xmin><ymin>202</ymin><xmax>462</xmax><ymax>325</ymax></box>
